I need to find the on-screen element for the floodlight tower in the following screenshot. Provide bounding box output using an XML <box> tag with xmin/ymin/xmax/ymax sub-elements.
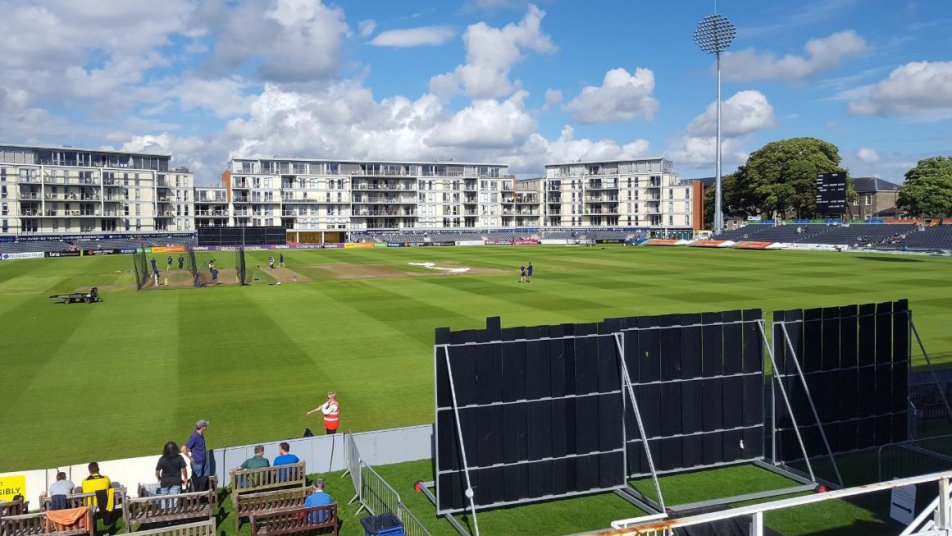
<box><xmin>694</xmin><ymin>13</ymin><xmax>736</xmax><ymax>235</ymax></box>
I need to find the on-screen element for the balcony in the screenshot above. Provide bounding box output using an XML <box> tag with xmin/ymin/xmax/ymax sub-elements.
<box><xmin>502</xmin><ymin>209</ymin><xmax>540</xmax><ymax>216</ymax></box>
<box><xmin>352</xmin><ymin>209</ymin><xmax>417</xmax><ymax>217</ymax></box>
<box><xmin>352</xmin><ymin>196</ymin><xmax>417</xmax><ymax>204</ymax></box>
<box><xmin>351</xmin><ymin>182</ymin><xmax>416</xmax><ymax>191</ymax></box>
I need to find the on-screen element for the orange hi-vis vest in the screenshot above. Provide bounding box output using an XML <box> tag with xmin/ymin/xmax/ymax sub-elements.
<box><xmin>323</xmin><ymin>401</ymin><xmax>339</xmax><ymax>430</ymax></box>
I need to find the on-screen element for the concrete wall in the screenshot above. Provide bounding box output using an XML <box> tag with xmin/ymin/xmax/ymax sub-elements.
<box><xmin>0</xmin><ymin>424</ymin><xmax>433</xmax><ymax>510</ymax></box>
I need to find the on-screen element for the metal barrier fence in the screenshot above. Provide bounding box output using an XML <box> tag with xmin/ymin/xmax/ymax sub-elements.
<box><xmin>345</xmin><ymin>432</ymin><xmax>432</xmax><ymax>536</ymax></box>
<box><xmin>879</xmin><ymin>434</ymin><xmax>952</xmax><ymax>481</ymax></box>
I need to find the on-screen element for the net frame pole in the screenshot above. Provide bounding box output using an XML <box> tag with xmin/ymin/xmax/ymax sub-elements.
<box><xmin>758</xmin><ymin>319</ymin><xmax>816</xmax><ymax>482</ymax></box>
<box><xmin>441</xmin><ymin>345</ymin><xmax>480</xmax><ymax>536</ymax></box>
<box><xmin>778</xmin><ymin>322</ymin><xmax>844</xmax><ymax>486</ymax></box>
<box><xmin>614</xmin><ymin>333</ymin><xmax>665</xmax><ymax>511</ymax></box>
<box><xmin>910</xmin><ymin>312</ymin><xmax>952</xmax><ymax>423</ymax></box>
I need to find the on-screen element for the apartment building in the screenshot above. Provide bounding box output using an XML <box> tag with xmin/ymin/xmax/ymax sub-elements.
<box><xmin>222</xmin><ymin>158</ymin><xmax>512</xmax><ymax>230</ymax></box>
<box><xmin>194</xmin><ymin>186</ymin><xmax>229</xmax><ymax>227</ymax></box>
<box><xmin>0</xmin><ymin>144</ymin><xmax>194</xmax><ymax>236</ymax></box>
<box><xmin>0</xmin><ymin>146</ymin><xmax>699</xmax><ymax>237</ymax></box>
<box><xmin>543</xmin><ymin>158</ymin><xmax>695</xmax><ymax>229</ymax></box>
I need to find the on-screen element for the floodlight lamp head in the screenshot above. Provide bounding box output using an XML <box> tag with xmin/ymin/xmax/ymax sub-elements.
<box><xmin>694</xmin><ymin>14</ymin><xmax>736</xmax><ymax>55</ymax></box>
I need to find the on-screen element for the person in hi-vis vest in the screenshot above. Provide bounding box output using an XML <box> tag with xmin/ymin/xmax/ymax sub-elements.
<box><xmin>307</xmin><ymin>391</ymin><xmax>339</xmax><ymax>434</ymax></box>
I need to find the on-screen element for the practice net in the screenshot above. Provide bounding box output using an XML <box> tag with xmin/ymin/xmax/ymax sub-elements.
<box><xmin>132</xmin><ymin>248</ymin><xmax>149</xmax><ymax>290</ymax></box>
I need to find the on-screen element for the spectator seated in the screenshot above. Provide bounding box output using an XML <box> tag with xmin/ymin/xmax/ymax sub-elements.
<box><xmin>249</xmin><ymin>504</ymin><xmax>338</xmax><ymax>536</ymax></box>
<box><xmin>229</xmin><ymin>461</ymin><xmax>307</xmax><ymax>500</ymax></box>
<box><xmin>0</xmin><ymin>507</ymin><xmax>93</xmax><ymax>536</ymax></box>
<box><xmin>39</xmin><ymin>488</ymin><xmax>125</xmax><ymax>512</ymax></box>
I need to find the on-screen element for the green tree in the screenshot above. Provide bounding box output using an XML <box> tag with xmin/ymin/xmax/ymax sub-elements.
<box><xmin>898</xmin><ymin>157</ymin><xmax>952</xmax><ymax>218</ymax></box>
<box><xmin>731</xmin><ymin>137</ymin><xmax>847</xmax><ymax>219</ymax></box>
<box><xmin>704</xmin><ymin>173</ymin><xmax>761</xmax><ymax>228</ymax></box>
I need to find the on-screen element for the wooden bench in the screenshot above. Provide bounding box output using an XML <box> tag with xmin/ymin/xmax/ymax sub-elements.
<box><xmin>232</xmin><ymin>487</ymin><xmax>311</xmax><ymax>531</ymax></box>
<box><xmin>0</xmin><ymin>507</ymin><xmax>93</xmax><ymax>536</ymax></box>
<box><xmin>39</xmin><ymin>488</ymin><xmax>126</xmax><ymax>512</ymax></box>
<box><xmin>137</xmin><ymin>476</ymin><xmax>218</xmax><ymax>499</ymax></box>
<box><xmin>249</xmin><ymin>504</ymin><xmax>338</xmax><ymax>536</ymax></box>
<box><xmin>230</xmin><ymin>463</ymin><xmax>306</xmax><ymax>519</ymax></box>
<box><xmin>0</xmin><ymin>498</ymin><xmax>28</xmax><ymax>517</ymax></box>
<box><xmin>230</xmin><ymin>462</ymin><xmax>307</xmax><ymax>498</ymax></box>
<box><xmin>122</xmin><ymin>489</ymin><xmax>217</xmax><ymax>532</ymax></box>
<box><xmin>124</xmin><ymin>519</ymin><xmax>216</xmax><ymax>536</ymax></box>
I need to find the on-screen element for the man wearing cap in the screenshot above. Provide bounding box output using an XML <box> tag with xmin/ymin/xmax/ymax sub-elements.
<box><xmin>303</xmin><ymin>480</ymin><xmax>333</xmax><ymax>523</ymax></box>
<box><xmin>181</xmin><ymin>420</ymin><xmax>210</xmax><ymax>480</ymax></box>
<box><xmin>306</xmin><ymin>392</ymin><xmax>339</xmax><ymax>435</ymax></box>
<box><xmin>239</xmin><ymin>445</ymin><xmax>269</xmax><ymax>470</ymax></box>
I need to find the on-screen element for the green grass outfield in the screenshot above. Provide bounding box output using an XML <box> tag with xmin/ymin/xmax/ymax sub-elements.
<box><xmin>1</xmin><ymin>246</ymin><xmax>951</xmax><ymax>471</ymax></box>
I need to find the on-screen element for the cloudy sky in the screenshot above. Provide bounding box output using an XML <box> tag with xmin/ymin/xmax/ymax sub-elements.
<box><xmin>1</xmin><ymin>0</ymin><xmax>950</xmax><ymax>184</ymax></box>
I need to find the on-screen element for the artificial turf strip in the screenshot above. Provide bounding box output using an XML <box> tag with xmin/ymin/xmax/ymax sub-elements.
<box><xmin>1</xmin><ymin>247</ymin><xmax>952</xmax><ymax>472</ymax></box>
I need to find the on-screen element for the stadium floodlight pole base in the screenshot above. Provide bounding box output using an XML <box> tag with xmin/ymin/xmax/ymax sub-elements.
<box><xmin>778</xmin><ymin>322</ymin><xmax>845</xmax><ymax>487</ymax></box>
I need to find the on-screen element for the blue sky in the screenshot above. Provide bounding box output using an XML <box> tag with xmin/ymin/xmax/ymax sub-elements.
<box><xmin>0</xmin><ymin>0</ymin><xmax>950</xmax><ymax>184</ymax></box>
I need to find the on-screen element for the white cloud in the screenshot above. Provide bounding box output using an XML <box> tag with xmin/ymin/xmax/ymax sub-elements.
<box><xmin>0</xmin><ymin>0</ymin><xmax>195</xmax><ymax>112</ymax></box>
<box><xmin>857</xmin><ymin>147</ymin><xmax>880</xmax><ymax>164</ymax></box>
<box><xmin>169</xmin><ymin>78</ymin><xmax>256</xmax><ymax>118</ymax></box>
<box><xmin>428</xmin><ymin>91</ymin><xmax>535</xmax><ymax>148</ymax></box>
<box><xmin>190</xmin><ymin>81</ymin><xmax>655</xmax><ymax>180</ymax></box>
<box><xmin>686</xmin><ymin>90</ymin><xmax>776</xmax><ymax>137</ymax></box>
<box><xmin>358</xmin><ymin>19</ymin><xmax>376</xmax><ymax>37</ymax></box>
<box><xmin>464</xmin><ymin>0</ymin><xmax>535</xmax><ymax>12</ymax></box>
<box><xmin>200</xmin><ymin>0</ymin><xmax>350</xmax><ymax>83</ymax></box>
<box><xmin>369</xmin><ymin>26</ymin><xmax>455</xmax><ymax>47</ymax></box>
<box><xmin>429</xmin><ymin>4</ymin><xmax>556</xmax><ymax>99</ymax></box>
<box><xmin>847</xmin><ymin>61</ymin><xmax>952</xmax><ymax>118</ymax></box>
<box><xmin>544</xmin><ymin>88</ymin><xmax>562</xmax><ymax>105</ymax></box>
<box><xmin>527</xmin><ymin>125</ymin><xmax>649</xmax><ymax>165</ymax></box>
<box><xmin>564</xmin><ymin>68</ymin><xmax>658</xmax><ymax>123</ymax></box>
<box><xmin>667</xmin><ymin>91</ymin><xmax>775</xmax><ymax>172</ymax></box>
<box><xmin>722</xmin><ymin>31</ymin><xmax>868</xmax><ymax>82</ymax></box>
<box><xmin>666</xmin><ymin>136</ymin><xmax>747</xmax><ymax>169</ymax></box>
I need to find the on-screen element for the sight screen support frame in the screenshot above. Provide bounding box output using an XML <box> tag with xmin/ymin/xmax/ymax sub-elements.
<box><xmin>772</xmin><ymin>300</ymin><xmax>913</xmax><ymax>486</ymax></box>
<box><xmin>434</xmin><ymin>320</ymin><xmax>629</xmax><ymax>516</ymax></box>
<box><xmin>433</xmin><ymin>310</ymin><xmax>811</xmax><ymax>517</ymax></box>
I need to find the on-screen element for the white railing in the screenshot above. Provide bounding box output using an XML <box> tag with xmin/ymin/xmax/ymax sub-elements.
<box><xmin>597</xmin><ymin>470</ymin><xmax>952</xmax><ymax>536</ymax></box>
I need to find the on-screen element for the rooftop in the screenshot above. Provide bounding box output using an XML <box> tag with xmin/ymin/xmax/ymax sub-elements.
<box><xmin>0</xmin><ymin>142</ymin><xmax>171</xmax><ymax>158</ymax></box>
<box><xmin>231</xmin><ymin>156</ymin><xmax>507</xmax><ymax>167</ymax></box>
<box><xmin>853</xmin><ymin>177</ymin><xmax>900</xmax><ymax>192</ymax></box>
